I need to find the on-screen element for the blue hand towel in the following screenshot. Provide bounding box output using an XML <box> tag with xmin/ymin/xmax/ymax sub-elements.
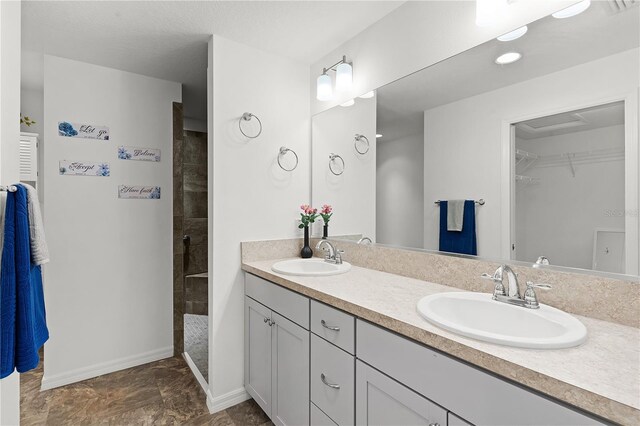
<box><xmin>1</xmin><ymin>185</ymin><xmax>49</xmax><ymax>378</ymax></box>
<box><xmin>439</xmin><ymin>200</ymin><xmax>477</xmax><ymax>256</ymax></box>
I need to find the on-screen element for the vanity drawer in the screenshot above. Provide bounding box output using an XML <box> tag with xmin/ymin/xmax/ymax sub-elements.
<box><xmin>311</xmin><ymin>300</ymin><xmax>355</xmax><ymax>354</ymax></box>
<box><xmin>311</xmin><ymin>334</ymin><xmax>355</xmax><ymax>425</ymax></box>
<box><xmin>245</xmin><ymin>273</ymin><xmax>309</xmax><ymax>329</ymax></box>
<box><xmin>311</xmin><ymin>402</ymin><xmax>338</xmax><ymax>426</ymax></box>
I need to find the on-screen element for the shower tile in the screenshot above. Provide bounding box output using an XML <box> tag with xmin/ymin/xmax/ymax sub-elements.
<box><xmin>184</xmin><ymin>191</ymin><xmax>208</xmax><ymax>219</ymax></box>
<box><xmin>184</xmin><ymin>163</ymin><xmax>207</xmax><ymax>192</ymax></box>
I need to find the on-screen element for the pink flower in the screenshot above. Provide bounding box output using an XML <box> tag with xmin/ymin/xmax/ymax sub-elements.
<box><xmin>321</xmin><ymin>204</ymin><xmax>332</xmax><ymax>214</ymax></box>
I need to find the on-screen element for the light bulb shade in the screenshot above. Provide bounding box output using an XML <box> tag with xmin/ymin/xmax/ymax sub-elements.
<box><xmin>317</xmin><ymin>73</ymin><xmax>333</xmax><ymax>101</ymax></box>
<box><xmin>497</xmin><ymin>26</ymin><xmax>528</xmax><ymax>42</ymax></box>
<box><xmin>335</xmin><ymin>62</ymin><xmax>353</xmax><ymax>92</ymax></box>
<box><xmin>552</xmin><ymin>0</ymin><xmax>590</xmax><ymax>19</ymax></box>
<box><xmin>476</xmin><ymin>0</ymin><xmax>498</xmax><ymax>27</ymax></box>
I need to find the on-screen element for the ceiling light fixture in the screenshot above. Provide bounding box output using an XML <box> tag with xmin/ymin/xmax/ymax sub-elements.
<box><xmin>359</xmin><ymin>91</ymin><xmax>375</xmax><ymax>99</ymax></box>
<box><xmin>316</xmin><ymin>55</ymin><xmax>353</xmax><ymax>101</ymax></box>
<box><xmin>495</xmin><ymin>52</ymin><xmax>522</xmax><ymax>65</ymax></box>
<box><xmin>497</xmin><ymin>26</ymin><xmax>528</xmax><ymax>42</ymax></box>
<box><xmin>552</xmin><ymin>0</ymin><xmax>590</xmax><ymax>19</ymax></box>
<box><xmin>340</xmin><ymin>99</ymin><xmax>355</xmax><ymax>107</ymax></box>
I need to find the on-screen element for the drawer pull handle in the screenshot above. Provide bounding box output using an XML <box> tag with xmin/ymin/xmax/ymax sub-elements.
<box><xmin>320</xmin><ymin>373</ymin><xmax>340</xmax><ymax>389</ymax></box>
<box><xmin>321</xmin><ymin>320</ymin><xmax>340</xmax><ymax>332</ymax></box>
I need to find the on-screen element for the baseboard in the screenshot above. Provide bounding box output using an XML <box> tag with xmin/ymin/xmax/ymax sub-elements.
<box><xmin>40</xmin><ymin>346</ymin><xmax>173</xmax><ymax>390</ymax></box>
<box><xmin>207</xmin><ymin>386</ymin><xmax>250</xmax><ymax>414</ymax></box>
<box><xmin>182</xmin><ymin>352</ymin><xmax>208</xmax><ymax>394</ymax></box>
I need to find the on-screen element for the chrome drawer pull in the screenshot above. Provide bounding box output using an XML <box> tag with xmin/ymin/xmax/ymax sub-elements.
<box><xmin>320</xmin><ymin>373</ymin><xmax>340</xmax><ymax>389</ymax></box>
<box><xmin>321</xmin><ymin>320</ymin><xmax>340</xmax><ymax>332</ymax></box>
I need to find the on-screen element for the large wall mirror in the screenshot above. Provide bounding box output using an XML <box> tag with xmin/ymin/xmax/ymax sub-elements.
<box><xmin>311</xmin><ymin>2</ymin><xmax>640</xmax><ymax>278</ymax></box>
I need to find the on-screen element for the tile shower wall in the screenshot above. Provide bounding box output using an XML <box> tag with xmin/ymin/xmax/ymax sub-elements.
<box><xmin>173</xmin><ymin>102</ymin><xmax>185</xmax><ymax>355</ymax></box>
<box><xmin>183</xmin><ymin>130</ymin><xmax>208</xmax><ymax>276</ymax></box>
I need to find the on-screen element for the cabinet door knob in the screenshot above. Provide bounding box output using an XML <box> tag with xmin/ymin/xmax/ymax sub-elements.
<box><xmin>320</xmin><ymin>373</ymin><xmax>340</xmax><ymax>389</ymax></box>
<box><xmin>264</xmin><ymin>317</ymin><xmax>269</xmax><ymax>323</ymax></box>
<box><xmin>321</xmin><ymin>320</ymin><xmax>340</xmax><ymax>332</ymax></box>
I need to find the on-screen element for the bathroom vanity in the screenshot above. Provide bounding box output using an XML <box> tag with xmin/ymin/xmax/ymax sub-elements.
<box><xmin>242</xmin><ymin>259</ymin><xmax>638</xmax><ymax>426</ymax></box>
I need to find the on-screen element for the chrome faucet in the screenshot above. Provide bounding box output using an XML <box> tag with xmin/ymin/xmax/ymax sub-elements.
<box><xmin>481</xmin><ymin>264</ymin><xmax>551</xmax><ymax>309</ymax></box>
<box><xmin>315</xmin><ymin>240</ymin><xmax>344</xmax><ymax>264</ymax></box>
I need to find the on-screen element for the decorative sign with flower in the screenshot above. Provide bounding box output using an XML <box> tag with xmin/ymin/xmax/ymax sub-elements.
<box><xmin>59</xmin><ymin>160</ymin><xmax>110</xmax><ymax>177</ymax></box>
<box><xmin>118</xmin><ymin>185</ymin><xmax>161</xmax><ymax>199</ymax></box>
<box><xmin>58</xmin><ymin>121</ymin><xmax>110</xmax><ymax>140</ymax></box>
<box><xmin>118</xmin><ymin>146</ymin><xmax>161</xmax><ymax>162</ymax></box>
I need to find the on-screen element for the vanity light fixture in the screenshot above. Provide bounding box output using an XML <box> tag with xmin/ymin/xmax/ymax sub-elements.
<box><xmin>552</xmin><ymin>0</ymin><xmax>590</xmax><ymax>19</ymax></box>
<box><xmin>340</xmin><ymin>99</ymin><xmax>355</xmax><ymax>107</ymax></box>
<box><xmin>495</xmin><ymin>52</ymin><xmax>522</xmax><ymax>65</ymax></box>
<box><xmin>316</xmin><ymin>55</ymin><xmax>353</xmax><ymax>101</ymax></box>
<box><xmin>376</xmin><ymin>134</ymin><xmax>383</xmax><ymax>138</ymax></box>
<box><xmin>497</xmin><ymin>26</ymin><xmax>528</xmax><ymax>42</ymax></box>
<box><xmin>359</xmin><ymin>91</ymin><xmax>375</xmax><ymax>99</ymax></box>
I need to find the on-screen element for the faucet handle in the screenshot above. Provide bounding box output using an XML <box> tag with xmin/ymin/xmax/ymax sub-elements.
<box><xmin>524</xmin><ymin>281</ymin><xmax>551</xmax><ymax>309</ymax></box>
<box><xmin>482</xmin><ymin>273</ymin><xmax>506</xmax><ymax>298</ymax></box>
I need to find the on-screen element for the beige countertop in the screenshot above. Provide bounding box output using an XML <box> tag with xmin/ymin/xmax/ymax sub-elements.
<box><xmin>242</xmin><ymin>258</ymin><xmax>640</xmax><ymax>425</ymax></box>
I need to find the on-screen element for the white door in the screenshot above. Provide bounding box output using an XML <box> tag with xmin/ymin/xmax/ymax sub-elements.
<box><xmin>593</xmin><ymin>229</ymin><xmax>625</xmax><ymax>273</ymax></box>
<box><xmin>271</xmin><ymin>311</ymin><xmax>310</xmax><ymax>426</ymax></box>
<box><xmin>245</xmin><ymin>296</ymin><xmax>273</xmax><ymax>416</ymax></box>
<box><xmin>355</xmin><ymin>361</ymin><xmax>447</xmax><ymax>426</ymax></box>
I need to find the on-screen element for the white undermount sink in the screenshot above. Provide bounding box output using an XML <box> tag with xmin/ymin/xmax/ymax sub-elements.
<box><xmin>417</xmin><ymin>292</ymin><xmax>587</xmax><ymax>349</ymax></box>
<box><xmin>271</xmin><ymin>258</ymin><xmax>352</xmax><ymax>277</ymax></box>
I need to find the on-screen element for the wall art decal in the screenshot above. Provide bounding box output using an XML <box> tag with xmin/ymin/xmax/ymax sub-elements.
<box><xmin>118</xmin><ymin>185</ymin><xmax>161</xmax><ymax>199</ymax></box>
<box><xmin>58</xmin><ymin>121</ymin><xmax>110</xmax><ymax>140</ymax></box>
<box><xmin>59</xmin><ymin>161</ymin><xmax>110</xmax><ymax>177</ymax></box>
<box><xmin>117</xmin><ymin>146</ymin><xmax>161</xmax><ymax>162</ymax></box>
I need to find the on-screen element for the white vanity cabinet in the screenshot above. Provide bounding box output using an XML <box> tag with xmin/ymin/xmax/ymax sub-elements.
<box><xmin>245</xmin><ymin>275</ymin><xmax>310</xmax><ymax>426</ymax></box>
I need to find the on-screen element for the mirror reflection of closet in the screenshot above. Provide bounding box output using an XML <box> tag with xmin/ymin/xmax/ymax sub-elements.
<box><xmin>513</xmin><ymin>102</ymin><xmax>626</xmax><ymax>273</ymax></box>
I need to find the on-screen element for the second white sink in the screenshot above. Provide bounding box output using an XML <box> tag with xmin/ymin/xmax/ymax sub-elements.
<box><xmin>272</xmin><ymin>258</ymin><xmax>351</xmax><ymax>277</ymax></box>
<box><xmin>417</xmin><ymin>292</ymin><xmax>587</xmax><ymax>349</ymax></box>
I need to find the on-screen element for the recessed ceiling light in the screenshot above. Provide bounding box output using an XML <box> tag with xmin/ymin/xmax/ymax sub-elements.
<box><xmin>552</xmin><ymin>0</ymin><xmax>590</xmax><ymax>19</ymax></box>
<box><xmin>340</xmin><ymin>99</ymin><xmax>355</xmax><ymax>107</ymax></box>
<box><xmin>376</xmin><ymin>134</ymin><xmax>383</xmax><ymax>138</ymax></box>
<box><xmin>495</xmin><ymin>52</ymin><xmax>522</xmax><ymax>65</ymax></box>
<box><xmin>497</xmin><ymin>26</ymin><xmax>528</xmax><ymax>42</ymax></box>
<box><xmin>359</xmin><ymin>91</ymin><xmax>375</xmax><ymax>99</ymax></box>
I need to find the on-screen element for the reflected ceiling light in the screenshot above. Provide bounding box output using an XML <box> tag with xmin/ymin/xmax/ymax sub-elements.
<box><xmin>359</xmin><ymin>91</ymin><xmax>375</xmax><ymax>99</ymax></box>
<box><xmin>497</xmin><ymin>26</ymin><xmax>528</xmax><ymax>42</ymax></box>
<box><xmin>340</xmin><ymin>99</ymin><xmax>355</xmax><ymax>107</ymax></box>
<box><xmin>476</xmin><ymin>0</ymin><xmax>500</xmax><ymax>27</ymax></box>
<box><xmin>552</xmin><ymin>0</ymin><xmax>590</xmax><ymax>19</ymax></box>
<box><xmin>316</xmin><ymin>55</ymin><xmax>353</xmax><ymax>101</ymax></box>
<box><xmin>495</xmin><ymin>52</ymin><xmax>522</xmax><ymax>65</ymax></box>
<box><xmin>316</xmin><ymin>73</ymin><xmax>333</xmax><ymax>101</ymax></box>
<box><xmin>376</xmin><ymin>134</ymin><xmax>383</xmax><ymax>138</ymax></box>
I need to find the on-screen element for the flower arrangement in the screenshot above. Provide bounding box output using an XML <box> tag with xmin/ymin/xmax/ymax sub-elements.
<box><xmin>20</xmin><ymin>114</ymin><xmax>36</xmax><ymax>127</ymax></box>
<box><xmin>320</xmin><ymin>204</ymin><xmax>333</xmax><ymax>224</ymax></box>
<box><xmin>298</xmin><ymin>204</ymin><xmax>318</xmax><ymax>229</ymax></box>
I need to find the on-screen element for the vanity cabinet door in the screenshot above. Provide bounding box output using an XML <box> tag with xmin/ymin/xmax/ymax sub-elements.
<box><xmin>355</xmin><ymin>361</ymin><xmax>447</xmax><ymax>426</ymax></box>
<box><xmin>245</xmin><ymin>297</ymin><xmax>273</xmax><ymax>417</ymax></box>
<box><xmin>271</xmin><ymin>311</ymin><xmax>310</xmax><ymax>426</ymax></box>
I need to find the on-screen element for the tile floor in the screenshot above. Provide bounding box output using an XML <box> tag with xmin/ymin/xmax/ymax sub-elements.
<box><xmin>184</xmin><ymin>313</ymin><xmax>208</xmax><ymax>380</ymax></box>
<box><xmin>20</xmin><ymin>354</ymin><xmax>272</xmax><ymax>425</ymax></box>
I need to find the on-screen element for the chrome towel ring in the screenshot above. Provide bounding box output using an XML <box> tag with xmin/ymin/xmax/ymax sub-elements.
<box><xmin>329</xmin><ymin>153</ymin><xmax>345</xmax><ymax>176</ymax></box>
<box><xmin>239</xmin><ymin>112</ymin><xmax>262</xmax><ymax>138</ymax></box>
<box><xmin>354</xmin><ymin>134</ymin><xmax>370</xmax><ymax>155</ymax></box>
<box><xmin>277</xmin><ymin>147</ymin><xmax>299</xmax><ymax>171</ymax></box>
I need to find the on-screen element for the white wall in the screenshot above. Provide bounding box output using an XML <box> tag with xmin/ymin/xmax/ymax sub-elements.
<box><xmin>312</xmin><ymin>96</ymin><xmax>376</xmax><ymax>239</ymax></box>
<box><xmin>0</xmin><ymin>0</ymin><xmax>22</xmax><ymax>423</ymax></box>
<box><xmin>310</xmin><ymin>0</ymin><xmax>580</xmax><ymax>114</ymax></box>
<box><xmin>515</xmin><ymin>125</ymin><xmax>625</xmax><ymax>269</ymax></box>
<box><xmin>21</xmin><ymin>87</ymin><xmax>45</xmax><ymax>201</ymax></box>
<box><xmin>376</xmin><ymin>123</ymin><xmax>424</xmax><ymax>248</ymax></box>
<box><xmin>41</xmin><ymin>56</ymin><xmax>181</xmax><ymax>389</ymax></box>
<box><xmin>422</xmin><ymin>49</ymin><xmax>639</xmax><ymax>266</ymax></box>
<box><xmin>208</xmin><ymin>35</ymin><xmax>310</xmax><ymax>410</ymax></box>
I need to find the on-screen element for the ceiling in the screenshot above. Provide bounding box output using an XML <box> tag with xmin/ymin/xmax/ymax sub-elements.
<box><xmin>376</xmin><ymin>1</ymin><xmax>639</xmax><ymax>141</ymax></box>
<box><xmin>21</xmin><ymin>0</ymin><xmax>405</xmax><ymax>121</ymax></box>
<box><xmin>515</xmin><ymin>102</ymin><xmax>625</xmax><ymax>140</ymax></box>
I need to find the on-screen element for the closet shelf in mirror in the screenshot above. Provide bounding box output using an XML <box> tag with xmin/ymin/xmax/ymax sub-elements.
<box><xmin>534</xmin><ymin>148</ymin><xmax>624</xmax><ymax>168</ymax></box>
<box><xmin>515</xmin><ymin>175</ymin><xmax>540</xmax><ymax>185</ymax></box>
<box><xmin>515</xmin><ymin>149</ymin><xmax>539</xmax><ymax>174</ymax></box>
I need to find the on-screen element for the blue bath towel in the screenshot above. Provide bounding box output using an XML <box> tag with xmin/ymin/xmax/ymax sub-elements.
<box><xmin>439</xmin><ymin>200</ymin><xmax>477</xmax><ymax>256</ymax></box>
<box><xmin>1</xmin><ymin>185</ymin><xmax>49</xmax><ymax>378</ymax></box>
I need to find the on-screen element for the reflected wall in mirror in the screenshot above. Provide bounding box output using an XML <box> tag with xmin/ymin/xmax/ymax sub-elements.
<box><xmin>311</xmin><ymin>2</ymin><xmax>640</xmax><ymax>276</ymax></box>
